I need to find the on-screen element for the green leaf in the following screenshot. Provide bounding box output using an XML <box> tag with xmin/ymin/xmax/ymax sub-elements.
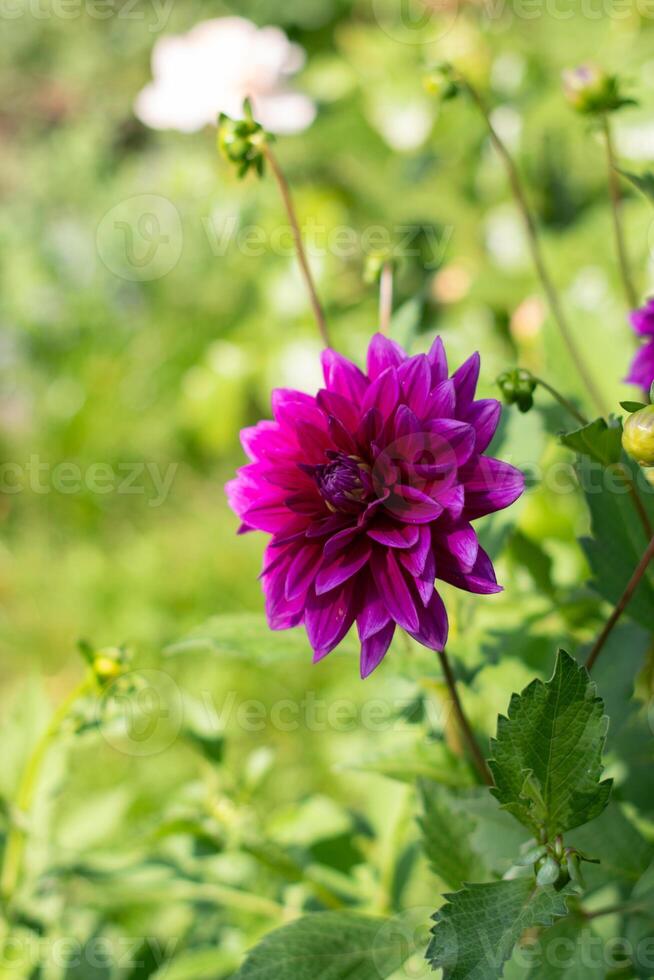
<box><xmin>234</xmin><ymin>912</ymin><xmax>417</xmax><ymax>979</ymax></box>
<box><xmin>568</xmin><ymin>802</ymin><xmax>654</xmax><ymax>892</ymax></box>
<box><xmin>426</xmin><ymin>877</ymin><xmax>573</xmax><ymax>979</ymax></box>
<box><xmin>522</xmin><ymin>917</ymin><xmax>605</xmax><ymax>978</ymax></box>
<box><xmin>619</xmin><ymin>168</ymin><xmax>654</xmax><ymax>205</ymax></box>
<box><xmin>560</xmin><ymin>418</ymin><xmax>622</xmax><ymax>467</ymax></box>
<box><xmin>579</xmin><ymin>457</ymin><xmax>654</xmax><ymax>631</ymax></box>
<box><xmin>620</xmin><ymin>401</ymin><xmax>647</xmax><ymax>413</ymax></box>
<box><xmin>489</xmin><ymin>651</ymin><xmax>612</xmax><ymax>840</ymax></box>
<box><xmin>625</xmin><ymin>861</ymin><xmax>654</xmax><ymax>977</ymax></box>
<box><xmin>418</xmin><ymin>781</ymin><xmax>488</xmax><ymax>888</ymax></box>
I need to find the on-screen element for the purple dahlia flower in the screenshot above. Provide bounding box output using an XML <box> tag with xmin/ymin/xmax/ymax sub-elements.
<box><xmin>227</xmin><ymin>334</ymin><xmax>524</xmax><ymax>678</ymax></box>
<box><xmin>626</xmin><ymin>298</ymin><xmax>654</xmax><ymax>393</ymax></box>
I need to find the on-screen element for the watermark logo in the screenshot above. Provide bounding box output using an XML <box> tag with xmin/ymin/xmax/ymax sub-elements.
<box><xmin>97</xmin><ymin>194</ymin><xmax>183</xmax><ymax>282</ymax></box>
<box><xmin>100</xmin><ymin>668</ymin><xmax>184</xmax><ymax>757</ymax></box>
<box><xmin>372</xmin><ymin>0</ymin><xmax>459</xmax><ymax>45</ymax></box>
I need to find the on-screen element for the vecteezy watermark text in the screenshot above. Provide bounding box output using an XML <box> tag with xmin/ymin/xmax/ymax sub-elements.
<box><xmin>0</xmin><ymin>455</ymin><xmax>178</xmax><ymax>507</ymax></box>
<box><xmin>0</xmin><ymin>0</ymin><xmax>174</xmax><ymax>31</ymax></box>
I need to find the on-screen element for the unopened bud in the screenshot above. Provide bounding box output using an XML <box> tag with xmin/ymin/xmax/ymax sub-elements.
<box><xmin>497</xmin><ymin>368</ymin><xmax>537</xmax><ymax>414</ymax></box>
<box><xmin>562</xmin><ymin>65</ymin><xmax>634</xmax><ymax>115</ymax></box>
<box><xmin>217</xmin><ymin>100</ymin><xmax>270</xmax><ymax>179</ymax></box>
<box><xmin>622</xmin><ymin>404</ymin><xmax>654</xmax><ymax>467</ymax></box>
<box><xmin>423</xmin><ymin>64</ymin><xmax>459</xmax><ymax>102</ymax></box>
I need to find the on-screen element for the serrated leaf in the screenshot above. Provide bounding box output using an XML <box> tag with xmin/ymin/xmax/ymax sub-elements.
<box><xmin>560</xmin><ymin>418</ymin><xmax>622</xmax><ymax>467</ymax></box>
<box><xmin>234</xmin><ymin>912</ymin><xmax>417</xmax><ymax>979</ymax></box>
<box><xmin>579</xmin><ymin>457</ymin><xmax>654</xmax><ymax>631</ymax></box>
<box><xmin>418</xmin><ymin>781</ymin><xmax>488</xmax><ymax>888</ymax></box>
<box><xmin>426</xmin><ymin>877</ymin><xmax>573</xmax><ymax>979</ymax></box>
<box><xmin>619</xmin><ymin>168</ymin><xmax>654</xmax><ymax>204</ymax></box>
<box><xmin>489</xmin><ymin>652</ymin><xmax>612</xmax><ymax>840</ymax></box>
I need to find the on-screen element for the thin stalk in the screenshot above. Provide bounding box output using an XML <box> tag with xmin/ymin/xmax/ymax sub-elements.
<box><xmin>379</xmin><ymin>262</ymin><xmax>394</xmax><ymax>335</ymax></box>
<box><xmin>586</xmin><ymin>533</ymin><xmax>654</xmax><ymax>671</ymax></box>
<box><xmin>602</xmin><ymin>114</ymin><xmax>638</xmax><ymax>311</ymax></box>
<box><xmin>533</xmin><ymin>376</ymin><xmax>588</xmax><ymax>426</ymax></box>
<box><xmin>616</xmin><ymin>464</ymin><xmax>654</xmax><ymax>538</ymax></box>
<box><xmin>459</xmin><ymin>75</ymin><xmax>607</xmax><ymax>417</ymax></box>
<box><xmin>437</xmin><ymin>649</ymin><xmax>493</xmax><ymax>786</ymax></box>
<box><xmin>582</xmin><ymin>900</ymin><xmax>649</xmax><ymax>921</ymax></box>
<box><xmin>262</xmin><ymin>144</ymin><xmax>329</xmax><ymax>347</ymax></box>
<box><xmin>0</xmin><ymin>676</ymin><xmax>93</xmax><ymax>906</ymax></box>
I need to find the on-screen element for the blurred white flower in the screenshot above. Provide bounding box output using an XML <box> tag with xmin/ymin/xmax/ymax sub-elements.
<box><xmin>135</xmin><ymin>17</ymin><xmax>316</xmax><ymax>135</ymax></box>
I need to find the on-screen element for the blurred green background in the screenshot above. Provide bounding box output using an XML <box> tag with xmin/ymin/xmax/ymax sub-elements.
<box><xmin>1</xmin><ymin>0</ymin><xmax>654</xmax><ymax>975</ymax></box>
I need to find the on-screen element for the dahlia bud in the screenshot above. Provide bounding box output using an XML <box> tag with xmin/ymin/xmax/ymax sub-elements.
<box><xmin>622</xmin><ymin>404</ymin><xmax>654</xmax><ymax>467</ymax></box>
<box><xmin>497</xmin><ymin>368</ymin><xmax>537</xmax><ymax>414</ymax></box>
<box><xmin>423</xmin><ymin>64</ymin><xmax>459</xmax><ymax>102</ymax></box>
<box><xmin>217</xmin><ymin>99</ymin><xmax>270</xmax><ymax>179</ymax></box>
<box><xmin>562</xmin><ymin>65</ymin><xmax>634</xmax><ymax>115</ymax></box>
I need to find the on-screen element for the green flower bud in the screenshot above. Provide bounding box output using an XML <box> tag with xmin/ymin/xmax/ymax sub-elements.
<box><xmin>562</xmin><ymin>65</ymin><xmax>635</xmax><ymax>115</ymax></box>
<box><xmin>217</xmin><ymin>101</ymin><xmax>270</xmax><ymax>179</ymax></box>
<box><xmin>423</xmin><ymin>64</ymin><xmax>459</xmax><ymax>102</ymax></box>
<box><xmin>622</xmin><ymin>404</ymin><xmax>654</xmax><ymax>467</ymax></box>
<box><xmin>497</xmin><ymin>368</ymin><xmax>537</xmax><ymax>414</ymax></box>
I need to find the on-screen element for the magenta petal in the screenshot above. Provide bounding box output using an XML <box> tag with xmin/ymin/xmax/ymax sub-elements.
<box><xmin>399</xmin><ymin>524</ymin><xmax>432</xmax><ymax>577</ymax></box>
<box><xmin>315</xmin><ymin>538</ymin><xmax>371</xmax><ymax>595</ymax></box>
<box><xmin>357</xmin><ymin>577</ymin><xmax>390</xmax><ymax>639</ymax></box>
<box><xmin>317</xmin><ymin>389</ymin><xmax>360</xmax><ymax>431</ymax></box>
<box><xmin>321</xmin><ymin>349</ymin><xmax>368</xmax><ymax>400</ymax></box>
<box><xmin>629</xmin><ymin>299</ymin><xmax>654</xmax><ymax>337</ymax></box>
<box><xmin>361</xmin><ymin>367</ymin><xmax>400</xmax><ymax>422</ymax></box>
<box><xmin>427</xmin><ymin>336</ymin><xmax>448</xmax><ymax>386</ymax></box>
<box><xmin>425</xmin><ymin>379</ymin><xmax>456</xmax><ymax>419</ymax></box>
<box><xmin>437</xmin><ymin>545</ymin><xmax>502</xmax><ymax>595</ymax></box>
<box><xmin>439</xmin><ymin>522</ymin><xmax>479</xmax><ymax>573</ymax></box>
<box><xmin>409</xmin><ymin>589</ymin><xmax>449</xmax><ymax>651</ymax></box>
<box><xmin>452</xmin><ymin>352</ymin><xmax>480</xmax><ymax>412</ymax></box>
<box><xmin>306</xmin><ymin>580</ymin><xmax>357</xmax><ymax>658</ymax></box>
<box><xmin>462</xmin><ymin>458</ymin><xmax>525</xmax><ymax>520</ymax></box>
<box><xmin>397</xmin><ymin>355</ymin><xmax>431</xmax><ymax>414</ymax></box>
<box><xmin>371</xmin><ymin>549</ymin><xmax>420</xmax><ymax>632</ymax></box>
<box><xmin>286</xmin><ymin>543</ymin><xmax>322</xmax><ymax>601</ymax></box>
<box><xmin>367</xmin><ymin>333</ymin><xmax>407</xmax><ymax>379</ymax></box>
<box><xmin>466</xmin><ymin>399</ymin><xmax>502</xmax><ymax>454</ymax></box>
<box><xmin>359</xmin><ymin>621</ymin><xmax>395</xmax><ymax>678</ymax></box>
<box><xmin>415</xmin><ymin>548</ymin><xmax>436</xmax><ymax>606</ymax></box>
<box><xmin>385</xmin><ymin>485</ymin><xmax>444</xmax><ymax>524</ymax></box>
<box><xmin>625</xmin><ymin>340</ymin><xmax>654</xmax><ymax>390</ymax></box>
<box><xmin>367</xmin><ymin>521</ymin><xmax>419</xmax><ymax>549</ymax></box>
<box><xmin>425</xmin><ymin>418</ymin><xmax>476</xmax><ymax>468</ymax></box>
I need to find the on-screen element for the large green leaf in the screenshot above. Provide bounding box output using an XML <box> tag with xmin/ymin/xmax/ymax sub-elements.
<box><xmin>522</xmin><ymin>917</ymin><xmax>605</xmax><ymax>978</ymax></box>
<box><xmin>426</xmin><ymin>878</ymin><xmax>573</xmax><ymax>979</ymax></box>
<box><xmin>234</xmin><ymin>912</ymin><xmax>417</xmax><ymax>979</ymax></box>
<box><xmin>489</xmin><ymin>651</ymin><xmax>612</xmax><ymax>840</ymax></box>
<box><xmin>578</xmin><ymin>457</ymin><xmax>654</xmax><ymax>631</ymax></box>
<box><xmin>418</xmin><ymin>781</ymin><xmax>488</xmax><ymax>888</ymax></box>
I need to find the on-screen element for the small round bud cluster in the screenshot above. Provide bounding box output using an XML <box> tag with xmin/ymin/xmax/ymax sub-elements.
<box><xmin>622</xmin><ymin>404</ymin><xmax>654</xmax><ymax>467</ymax></box>
<box><xmin>217</xmin><ymin>99</ymin><xmax>270</xmax><ymax>179</ymax></box>
<box><xmin>497</xmin><ymin>368</ymin><xmax>537</xmax><ymax>413</ymax></box>
<box><xmin>423</xmin><ymin>64</ymin><xmax>459</xmax><ymax>103</ymax></box>
<box><xmin>562</xmin><ymin>65</ymin><xmax>634</xmax><ymax>116</ymax></box>
<box><xmin>78</xmin><ymin>639</ymin><xmax>130</xmax><ymax>686</ymax></box>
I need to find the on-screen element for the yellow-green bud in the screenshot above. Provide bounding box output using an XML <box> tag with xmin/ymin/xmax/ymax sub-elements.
<box><xmin>423</xmin><ymin>66</ymin><xmax>458</xmax><ymax>101</ymax></box>
<box><xmin>562</xmin><ymin>65</ymin><xmax>634</xmax><ymax>115</ymax></box>
<box><xmin>92</xmin><ymin>648</ymin><xmax>125</xmax><ymax>684</ymax></box>
<box><xmin>622</xmin><ymin>404</ymin><xmax>654</xmax><ymax>466</ymax></box>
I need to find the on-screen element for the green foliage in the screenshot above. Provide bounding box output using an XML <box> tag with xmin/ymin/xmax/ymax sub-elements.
<box><xmin>619</xmin><ymin>168</ymin><xmax>654</xmax><ymax>205</ymax></box>
<box><xmin>489</xmin><ymin>652</ymin><xmax>611</xmax><ymax>841</ymax></box>
<box><xmin>560</xmin><ymin>418</ymin><xmax>623</xmax><ymax>467</ymax></box>
<box><xmin>426</xmin><ymin>878</ymin><xmax>573</xmax><ymax>980</ymax></box>
<box><xmin>234</xmin><ymin>913</ymin><xmax>415</xmax><ymax>979</ymax></box>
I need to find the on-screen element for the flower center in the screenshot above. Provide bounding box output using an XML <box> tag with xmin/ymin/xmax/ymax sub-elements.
<box><xmin>314</xmin><ymin>453</ymin><xmax>371</xmax><ymax>512</ymax></box>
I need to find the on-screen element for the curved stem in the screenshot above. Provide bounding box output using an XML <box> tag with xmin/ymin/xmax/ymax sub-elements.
<box><xmin>602</xmin><ymin>114</ymin><xmax>638</xmax><ymax>311</ymax></box>
<box><xmin>262</xmin><ymin>144</ymin><xmax>329</xmax><ymax>347</ymax></box>
<box><xmin>437</xmin><ymin>649</ymin><xmax>493</xmax><ymax>786</ymax></box>
<box><xmin>533</xmin><ymin>376</ymin><xmax>588</xmax><ymax>426</ymax></box>
<box><xmin>379</xmin><ymin>262</ymin><xmax>394</xmax><ymax>335</ymax></box>
<box><xmin>0</xmin><ymin>676</ymin><xmax>93</xmax><ymax>906</ymax></box>
<box><xmin>586</xmin><ymin>533</ymin><xmax>654</xmax><ymax>671</ymax></box>
<box><xmin>458</xmin><ymin>75</ymin><xmax>607</xmax><ymax>417</ymax></box>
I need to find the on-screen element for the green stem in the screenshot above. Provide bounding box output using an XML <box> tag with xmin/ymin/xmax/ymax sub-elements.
<box><xmin>437</xmin><ymin>649</ymin><xmax>493</xmax><ymax>786</ymax></box>
<box><xmin>262</xmin><ymin>144</ymin><xmax>330</xmax><ymax>347</ymax></box>
<box><xmin>602</xmin><ymin>114</ymin><xmax>638</xmax><ymax>311</ymax></box>
<box><xmin>532</xmin><ymin>376</ymin><xmax>588</xmax><ymax>426</ymax></box>
<box><xmin>379</xmin><ymin>262</ymin><xmax>394</xmax><ymax>335</ymax></box>
<box><xmin>0</xmin><ymin>676</ymin><xmax>93</xmax><ymax>907</ymax></box>
<box><xmin>458</xmin><ymin>74</ymin><xmax>607</xmax><ymax>418</ymax></box>
<box><xmin>586</xmin><ymin>533</ymin><xmax>654</xmax><ymax>671</ymax></box>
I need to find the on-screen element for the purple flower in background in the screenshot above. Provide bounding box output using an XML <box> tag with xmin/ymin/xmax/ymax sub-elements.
<box><xmin>227</xmin><ymin>335</ymin><xmax>524</xmax><ymax>678</ymax></box>
<box><xmin>626</xmin><ymin>299</ymin><xmax>654</xmax><ymax>393</ymax></box>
